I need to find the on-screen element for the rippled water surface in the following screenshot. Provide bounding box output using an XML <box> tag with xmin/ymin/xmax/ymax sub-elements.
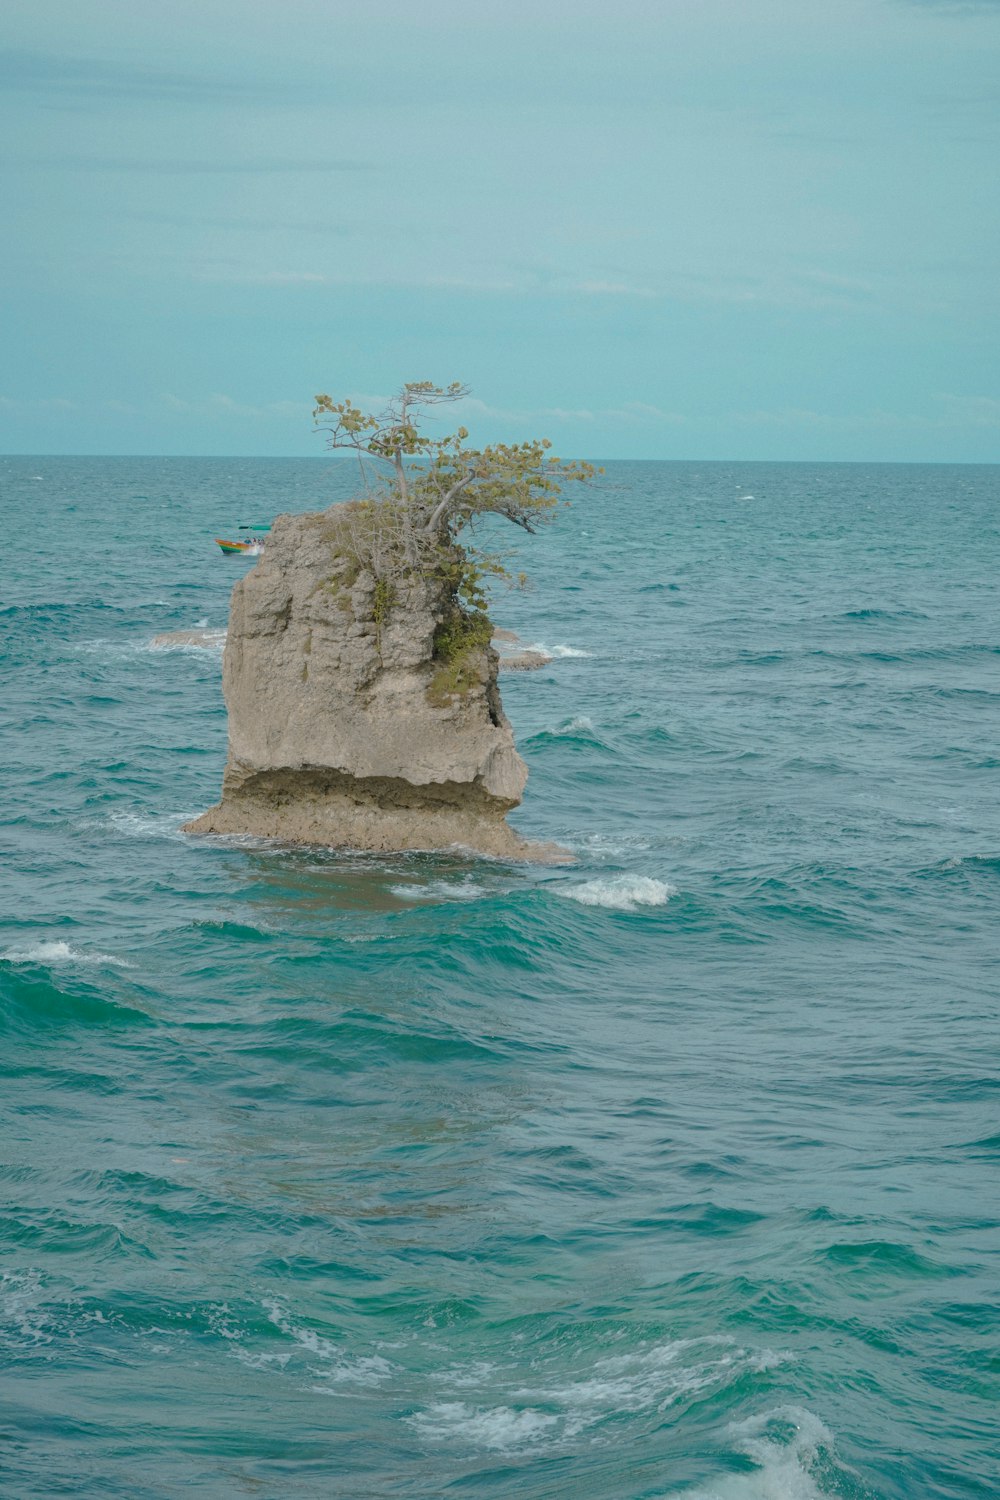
<box><xmin>2</xmin><ymin>457</ymin><xmax>999</xmax><ymax>1499</ymax></box>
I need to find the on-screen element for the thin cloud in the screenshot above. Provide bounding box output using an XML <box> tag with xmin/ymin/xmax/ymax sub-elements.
<box><xmin>189</xmin><ymin>265</ymin><xmax>660</xmax><ymax>297</ymax></box>
<box><xmin>899</xmin><ymin>0</ymin><xmax>1000</xmax><ymax>11</ymax></box>
<box><xmin>4</xmin><ymin>156</ymin><xmax>373</xmax><ymax>174</ymax></box>
<box><xmin>114</xmin><ymin>209</ymin><xmax>359</xmax><ymax>236</ymax></box>
<box><xmin>453</xmin><ymin>396</ymin><xmax>687</xmax><ymax>427</ymax></box>
<box><xmin>934</xmin><ymin>393</ymin><xmax>1000</xmax><ymax>426</ymax></box>
<box><xmin>0</xmin><ymin>394</ymin><xmax>79</xmax><ymax>412</ymax></box>
<box><xmin>0</xmin><ymin>48</ymin><xmax>255</xmax><ymax>105</ymax></box>
<box><xmin>731</xmin><ymin>397</ymin><xmax>1000</xmax><ymax>431</ymax></box>
<box><xmin>161</xmin><ymin>393</ymin><xmax>309</xmax><ymax>421</ymax></box>
<box><xmin>569</xmin><ymin>279</ymin><xmax>657</xmax><ymax>298</ymax></box>
<box><xmin>231</xmin><ymin>271</ymin><xmax>329</xmax><ymax>285</ymax></box>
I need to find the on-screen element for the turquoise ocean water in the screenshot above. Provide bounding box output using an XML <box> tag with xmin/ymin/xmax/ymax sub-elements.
<box><xmin>2</xmin><ymin>456</ymin><xmax>999</xmax><ymax>1499</ymax></box>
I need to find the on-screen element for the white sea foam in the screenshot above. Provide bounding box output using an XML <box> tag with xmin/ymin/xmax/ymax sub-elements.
<box><xmin>408</xmin><ymin>1402</ymin><xmax>558</xmax><ymax>1450</ymax></box>
<box><xmin>148</xmin><ymin>628</ymin><xmax>226</xmax><ymax>653</ymax></box>
<box><xmin>662</xmin><ymin>1406</ymin><xmax>838</xmax><ymax>1499</ymax></box>
<box><xmin>389</xmin><ymin>878</ymin><xmax>495</xmax><ymax>904</ymax></box>
<box><xmin>1</xmin><ymin>939</ymin><xmax>132</xmax><ymax>968</ymax></box>
<box><xmin>527</xmin><ymin>641</ymin><xmax>593</xmax><ymax>658</ymax></box>
<box><xmin>431</xmin><ymin>1359</ymin><xmax>500</xmax><ymax>1389</ymax></box>
<box><xmin>412</xmin><ymin>1337</ymin><xmax>789</xmax><ymax>1455</ymax></box>
<box><xmin>0</xmin><ymin>1270</ymin><xmax>52</xmax><ymax>1347</ymax></box>
<box><xmin>568</xmin><ymin>831</ymin><xmax>654</xmax><ymax>857</ymax></box>
<box><xmin>513</xmin><ymin>1339</ymin><xmax>784</xmax><ymax>1437</ymax></box>
<box><xmin>107</xmin><ymin>810</ymin><xmax>192</xmax><ymax>841</ymax></box>
<box><xmin>210</xmin><ymin>1308</ymin><xmax>294</xmax><ymax>1372</ymax></box>
<box><xmin>563</xmin><ymin>874</ymin><xmax>676</xmax><ymax>910</ymax></box>
<box><xmin>938</xmin><ymin>853</ymin><xmax>1000</xmax><ymax>872</ymax></box>
<box><xmin>548</xmin><ymin>715</ymin><xmax>596</xmax><ymax>736</ymax></box>
<box><xmin>76</xmin><ymin>638</ymin><xmax>150</xmax><ymax>659</ymax></box>
<box><xmin>263</xmin><ymin>1299</ymin><xmax>395</xmax><ymax>1390</ymax></box>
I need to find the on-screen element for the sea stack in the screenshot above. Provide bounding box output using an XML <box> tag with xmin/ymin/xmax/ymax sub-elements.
<box><xmin>185</xmin><ymin>507</ymin><xmax>555</xmax><ymax>859</ymax></box>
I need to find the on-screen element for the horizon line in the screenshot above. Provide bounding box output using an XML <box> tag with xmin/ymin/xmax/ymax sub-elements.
<box><xmin>3</xmin><ymin>453</ymin><xmax>999</xmax><ymax>467</ymax></box>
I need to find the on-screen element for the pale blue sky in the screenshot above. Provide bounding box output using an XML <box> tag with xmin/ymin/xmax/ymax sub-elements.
<box><xmin>2</xmin><ymin>0</ymin><xmax>999</xmax><ymax>459</ymax></box>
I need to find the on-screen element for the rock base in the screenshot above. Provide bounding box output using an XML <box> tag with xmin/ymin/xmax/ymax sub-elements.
<box><xmin>183</xmin><ymin>766</ymin><xmax>570</xmax><ymax>862</ymax></box>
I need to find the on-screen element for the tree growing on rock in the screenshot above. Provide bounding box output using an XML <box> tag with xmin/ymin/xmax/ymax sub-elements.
<box><xmin>312</xmin><ymin>381</ymin><xmax>596</xmax><ymax>615</ymax></box>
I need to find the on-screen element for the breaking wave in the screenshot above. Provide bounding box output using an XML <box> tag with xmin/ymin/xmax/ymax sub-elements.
<box><xmin>526</xmin><ymin>641</ymin><xmax>594</xmax><ymax>658</ymax></box>
<box><xmin>0</xmin><ymin>939</ymin><xmax>133</xmax><ymax>968</ymax></box>
<box><xmin>668</xmin><ymin>1406</ymin><xmax>850</xmax><ymax>1499</ymax></box>
<box><xmin>409</xmin><ymin>1336</ymin><xmax>787</xmax><ymax>1454</ymax></box>
<box><xmin>563</xmin><ymin>874</ymin><xmax>676</xmax><ymax>910</ymax></box>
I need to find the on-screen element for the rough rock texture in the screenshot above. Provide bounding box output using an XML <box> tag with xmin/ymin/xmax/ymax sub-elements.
<box><xmin>184</xmin><ymin>508</ymin><xmax>564</xmax><ymax>859</ymax></box>
<box><xmin>496</xmin><ymin>649</ymin><xmax>552</xmax><ymax>671</ymax></box>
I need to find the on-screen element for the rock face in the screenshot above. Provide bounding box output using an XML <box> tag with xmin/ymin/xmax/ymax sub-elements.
<box><xmin>185</xmin><ymin>508</ymin><xmax>557</xmax><ymax>859</ymax></box>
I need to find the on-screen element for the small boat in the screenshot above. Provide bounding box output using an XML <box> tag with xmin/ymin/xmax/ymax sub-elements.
<box><xmin>216</xmin><ymin>537</ymin><xmax>264</xmax><ymax>555</ymax></box>
<box><xmin>216</xmin><ymin>524</ymin><xmax>271</xmax><ymax>556</ymax></box>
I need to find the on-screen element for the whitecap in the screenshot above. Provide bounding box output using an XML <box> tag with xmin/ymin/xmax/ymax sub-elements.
<box><xmin>550</xmin><ymin>715</ymin><xmax>596</xmax><ymax>735</ymax></box>
<box><xmin>389</xmin><ymin>878</ymin><xmax>495</xmax><ymax>904</ymax></box>
<box><xmin>76</xmin><ymin>638</ymin><xmax>151</xmax><ymax>659</ymax></box>
<box><xmin>407</xmin><ymin>1402</ymin><xmax>558</xmax><ymax>1451</ymax></box>
<box><xmin>412</xmin><ymin>1337</ymin><xmax>790</xmax><ymax>1455</ymax></box>
<box><xmin>431</xmin><ymin>1359</ymin><xmax>501</xmax><ymax>1389</ymax></box>
<box><xmin>526</xmin><ymin>641</ymin><xmax>593</xmax><ymax>658</ymax></box>
<box><xmin>513</xmin><ymin>1338</ymin><xmax>784</xmax><ymax>1432</ymax></box>
<box><xmin>568</xmin><ymin>831</ymin><xmax>654</xmax><ymax>857</ymax></box>
<box><xmin>0</xmin><ymin>1270</ymin><xmax>53</xmax><ymax>1347</ymax></box>
<box><xmin>1</xmin><ymin>939</ymin><xmax>133</xmax><ymax>968</ymax></box>
<box><xmin>148</xmin><ymin>628</ymin><xmax>226</xmax><ymax>652</ymax></box>
<box><xmin>262</xmin><ymin>1299</ymin><xmax>395</xmax><ymax>1390</ymax></box>
<box><xmin>210</xmin><ymin>1309</ymin><xmax>295</xmax><ymax>1372</ymax></box>
<box><xmin>107</xmin><ymin>810</ymin><xmax>193</xmax><ymax>841</ymax></box>
<box><xmin>660</xmin><ymin>1405</ymin><xmax>840</xmax><ymax>1499</ymax></box>
<box><xmin>563</xmin><ymin>874</ymin><xmax>675</xmax><ymax>910</ymax></box>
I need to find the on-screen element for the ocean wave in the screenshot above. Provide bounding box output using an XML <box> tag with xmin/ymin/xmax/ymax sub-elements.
<box><xmin>0</xmin><ymin>939</ymin><xmax>132</xmax><ymax>968</ymax></box>
<box><xmin>933</xmin><ymin>853</ymin><xmax>1000</xmax><ymax>876</ymax></box>
<box><xmin>524</xmin><ymin>715</ymin><xmax>613</xmax><ymax>751</ymax></box>
<box><xmin>0</xmin><ymin>600</ymin><xmax>126</xmax><ymax>619</ymax></box>
<box><xmin>409</xmin><ymin>1336</ymin><xmax>787</xmax><ymax>1454</ymax></box>
<box><xmin>389</xmin><ymin>878</ymin><xmax>498</xmax><ymax>903</ymax></box>
<box><xmin>106</xmin><ymin>810</ymin><xmax>193</xmax><ymax>841</ymax></box>
<box><xmin>525</xmin><ymin>641</ymin><xmax>593</xmax><ymax>658</ymax></box>
<box><xmin>408</xmin><ymin>1402</ymin><xmax>558</xmax><ymax>1450</ymax></box>
<box><xmin>565</xmin><ymin>830</ymin><xmax>655</xmax><ymax>857</ymax></box>
<box><xmin>263</xmin><ymin>1300</ymin><xmax>396</xmax><ymax>1390</ymax></box>
<box><xmin>839</xmin><ymin>606</ymin><xmax>929</xmax><ymax>621</ymax></box>
<box><xmin>562</xmin><ymin>875</ymin><xmax>676</xmax><ymax>910</ymax></box>
<box><xmin>666</xmin><ymin>1406</ymin><xmax>847</xmax><ymax>1500</ymax></box>
<box><xmin>148</xmin><ymin>628</ymin><xmax>227</xmax><ymax>652</ymax></box>
<box><xmin>0</xmin><ymin>1269</ymin><xmax>54</xmax><ymax>1349</ymax></box>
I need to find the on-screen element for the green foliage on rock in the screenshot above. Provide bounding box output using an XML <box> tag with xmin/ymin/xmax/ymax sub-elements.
<box><xmin>426</xmin><ymin>609</ymin><xmax>494</xmax><ymax>706</ymax></box>
<box><xmin>313</xmin><ymin>381</ymin><xmax>596</xmax><ymax>694</ymax></box>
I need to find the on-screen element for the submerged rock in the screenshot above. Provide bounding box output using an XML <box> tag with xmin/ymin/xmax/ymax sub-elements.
<box><xmin>496</xmin><ymin>649</ymin><xmax>552</xmax><ymax>671</ymax></box>
<box><xmin>491</xmin><ymin>628</ymin><xmax>552</xmax><ymax>672</ymax></box>
<box><xmin>184</xmin><ymin>508</ymin><xmax>566</xmax><ymax>860</ymax></box>
<box><xmin>151</xmin><ymin>628</ymin><xmax>226</xmax><ymax>650</ymax></box>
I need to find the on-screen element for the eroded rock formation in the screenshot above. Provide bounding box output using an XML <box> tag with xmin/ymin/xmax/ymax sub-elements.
<box><xmin>184</xmin><ymin>508</ymin><xmax>560</xmax><ymax>859</ymax></box>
